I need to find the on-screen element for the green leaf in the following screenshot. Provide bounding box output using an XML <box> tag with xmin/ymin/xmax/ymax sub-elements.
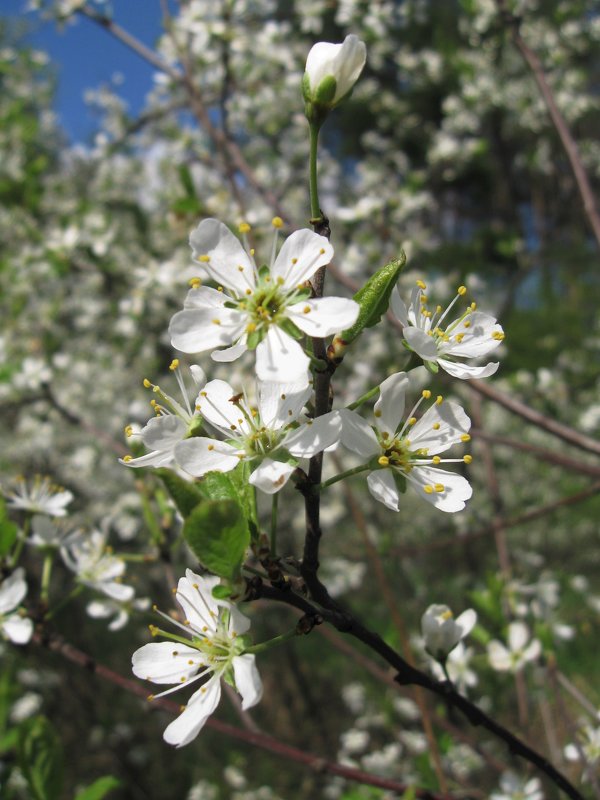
<box><xmin>156</xmin><ymin>469</ymin><xmax>205</xmax><ymax>518</ymax></box>
<box><xmin>18</xmin><ymin>716</ymin><xmax>64</xmax><ymax>800</ymax></box>
<box><xmin>74</xmin><ymin>776</ymin><xmax>121</xmax><ymax>800</ymax></box>
<box><xmin>340</xmin><ymin>255</ymin><xmax>406</xmax><ymax>346</ymax></box>
<box><xmin>212</xmin><ymin>584</ymin><xmax>232</xmax><ymax>600</ymax></box>
<box><xmin>183</xmin><ymin>499</ymin><xmax>250</xmax><ymax>580</ymax></box>
<box><xmin>196</xmin><ymin>471</ymin><xmax>240</xmax><ymax>503</ymax></box>
<box><xmin>0</xmin><ymin>497</ymin><xmax>18</xmax><ymax>556</ymax></box>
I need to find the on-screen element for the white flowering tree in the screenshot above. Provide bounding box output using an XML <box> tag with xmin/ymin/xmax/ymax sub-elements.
<box><xmin>1</xmin><ymin>2</ymin><xmax>599</xmax><ymax>799</ymax></box>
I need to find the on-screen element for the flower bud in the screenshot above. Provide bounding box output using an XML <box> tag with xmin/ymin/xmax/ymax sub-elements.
<box><xmin>421</xmin><ymin>604</ymin><xmax>477</xmax><ymax>664</ymax></box>
<box><xmin>303</xmin><ymin>35</ymin><xmax>367</xmax><ymax>123</ymax></box>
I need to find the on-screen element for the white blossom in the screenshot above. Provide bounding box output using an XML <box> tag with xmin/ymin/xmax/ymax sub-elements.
<box><xmin>169</xmin><ymin>219</ymin><xmax>359</xmax><ymax>383</ymax></box>
<box><xmin>132</xmin><ymin>569</ymin><xmax>262</xmax><ymax>747</ymax></box>
<box><xmin>4</xmin><ymin>475</ymin><xmax>73</xmax><ymax>517</ymax></box>
<box><xmin>0</xmin><ymin>568</ymin><xmax>33</xmax><ymax>645</ymax></box>
<box><xmin>392</xmin><ymin>280</ymin><xmax>504</xmax><ymax>379</ymax></box>
<box><xmin>340</xmin><ymin>372</ymin><xmax>473</xmax><ymax>512</ymax></box>
<box><xmin>60</xmin><ymin>531</ymin><xmax>135</xmax><ymax>602</ymax></box>
<box><xmin>491</xmin><ymin>771</ymin><xmax>544</xmax><ymax>800</ymax></box>
<box><xmin>421</xmin><ymin>604</ymin><xmax>477</xmax><ymax>662</ymax></box>
<box><xmin>174</xmin><ymin>378</ymin><xmax>341</xmax><ymax>494</ymax></box>
<box><xmin>303</xmin><ymin>35</ymin><xmax>367</xmax><ymax>108</ymax></box>
<box><xmin>487</xmin><ymin>622</ymin><xmax>541</xmax><ymax>673</ymax></box>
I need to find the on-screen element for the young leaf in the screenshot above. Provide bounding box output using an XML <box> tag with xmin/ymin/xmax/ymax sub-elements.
<box><xmin>156</xmin><ymin>469</ymin><xmax>204</xmax><ymax>518</ymax></box>
<box><xmin>74</xmin><ymin>776</ymin><xmax>121</xmax><ymax>800</ymax></box>
<box><xmin>18</xmin><ymin>716</ymin><xmax>64</xmax><ymax>800</ymax></box>
<box><xmin>183</xmin><ymin>499</ymin><xmax>249</xmax><ymax>581</ymax></box>
<box><xmin>343</xmin><ymin>255</ymin><xmax>406</xmax><ymax>342</ymax></box>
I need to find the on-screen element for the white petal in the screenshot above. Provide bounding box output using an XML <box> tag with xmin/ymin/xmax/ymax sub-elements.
<box><xmin>227</xmin><ymin>604</ymin><xmax>251</xmax><ymax>636</ymax></box>
<box><xmin>119</xmin><ymin>449</ymin><xmax>175</xmax><ymax>469</ymax></box>
<box><xmin>339</xmin><ymin>409</ymin><xmax>380</xmax><ymax>458</ymax></box>
<box><xmin>255</xmin><ymin>327</ymin><xmax>310</xmax><ymax>384</ymax></box>
<box><xmin>367</xmin><ymin>470</ymin><xmax>399</xmax><ymax>511</ymax></box>
<box><xmin>258</xmin><ymin>381</ymin><xmax>311</xmax><ymax>430</ymax></box>
<box><xmin>406</xmin><ymin>466</ymin><xmax>472</xmax><ymax>513</ymax></box>
<box><xmin>455</xmin><ymin>609</ymin><xmax>477</xmax><ymax>638</ymax></box>
<box><xmin>195</xmin><ymin>379</ymin><xmax>249</xmax><ymax>436</ymax></box>
<box><xmin>409</xmin><ymin>401</ymin><xmax>471</xmax><ymax>455</ymax></box>
<box><xmin>169</xmin><ymin>308</ymin><xmax>246</xmax><ymax>354</ymax></box>
<box><xmin>163</xmin><ymin>677</ymin><xmax>222</xmax><ymax>747</ymax></box>
<box><xmin>174</xmin><ymin>438</ymin><xmax>242</xmax><ymax>478</ymax></box>
<box><xmin>437</xmin><ymin>358</ymin><xmax>499</xmax><ymax>380</ymax></box>
<box><xmin>0</xmin><ymin>569</ymin><xmax>27</xmax><ymax>615</ymax></box>
<box><xmin>374</xmin><ymin>372</ymin><xmax>409</xmax><ymax>435</ymax></box>
<box><xmin>97</xmin><ymin>581</ymin><xmax>135</xmax><ymax>602</ymax></box>
<box><xmin>487</xmin><ymin>641</ymin><xmax>512</xmax><ymax>671</ymax></box>
<box><xmin>305</xmin><ymin>35</ymin><xmax>367</xmax><ymax>103</ymax></box>
<box><xmin>177</xmin><ymin>571</ymin><xmax>223</xmax><ymax>632</ymax></box>
<box><xmin>183</xmin><ymin>285</ymin><xmax>228</xmax><ymax>310</ymax></box>
<box><xmin>522</xmin><ymin>639</ymin><xmax>542</xmax><ymax>663</ymax></box>
<box><xmin>249</xmin><ymin>459</ymin><xmax>296</xmax><ymax>494</ymax></box>
<box><xmin>132</xmin><ymin>641</ymin><xmax>204</xmax><ymax>684</ymax></box>
<box><xmin>283</xmin><ymin>411</ymin><xmax>342</xmax><ymax>458</ymax></box>
<box><xmin>403</xmin><ymin>327</ymin><xmax>439</xmax><ymax>360</ymax></box>
<box><xmin>141</xmin><ymin>415</ymin><xmax>188</xmax><ymax>451</ymax></box>
<box><xmin>210</xmin><ymin>338</ymin><xmax>248</xmax><ymax>363</ymax></box>
<box><xmin>45</xmin><ymin>491</ymin><xmax>74</xmax><ymax>516</ymax></box>
<box><xmin>233</xmin><ymin>654</ymin><xmax>263</xmax><ymax>710</ymax></box>
<box><xmin>441</xmin><ymin>313</ymin><xmax>503</xmax><ymax>358</ymax></box>
<box><xmin>189</xmin><ymin>219</ymin><xmax>256</xmax><ymax>295</ymax></box>
<box><xmin>390</xmin><ymin>286</ymin><xmax>409</xmax><ymax>325</ymax></box>
<box><xmin>271</xmin><ymin>229</ymin><xmax>333</xmax><ymax>287</ymax></box>
<box><xmin>288</xmin><ymin>297</ymin><xmax>359</xmax><ymax>337</ymax></box>
<box><xmin>508</xmin><ymin>621</ymin><xmax>529</xmax><ymax>652</ymax></box>
<box><xmin>2</xmin><ymin>615</ymin><xmax>33</xmax><ymax>644</ymax></box>
<box><xmin>189</xmin><ymin>365</ymin><xmax>206</xmax><ymax>386</ymax></box>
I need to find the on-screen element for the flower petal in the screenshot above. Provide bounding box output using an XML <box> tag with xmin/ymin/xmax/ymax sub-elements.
<box><xmin>0</xmin><ymin>569</ymin><xmax>27</xmax><ymax>615</ymax></box>
<box><xmin>455</xmin><ymin>609</ymin><xmax>477</xmax><ymax>638</ymax></box>
<box><xmin>169</xmin><ymin>308</ymin><xmax>246</xmax><ymax>354</ymax></box>
<box><xmin>271</xmin><ymin>229</ymin><xmax>333</xmax><ymax>287</ymax></box>
<box><xmin>132</xmin><ymin>641</ymin><xmax>205</xmax><ymax>684</ymax></box>
<box><xmin>409</xmin><ymin>401</ymin><xmax>471</xmax><ymax>455</ymax></box>
<box><xmin>257</xmin><ymin>381</ymin><xmax>311</xmax><ymax>430</ymax></box>
<box><xmin>403</xmin><ymin>326</ymin><xmax>439</xmax><ymax>360</ymax></box>
<box><xmin>487</xmin><ymin>641</ymin><xmax>512</xmax><ymax>671</ymax></box>
<box><xmin>141</xmin><ymin>415</ymin><xmax>188</xmax><ymax>451</ymax></box>
<box><xmin>406</xmin><ymin>466</ymin><xmax>472</xmax><ymax>512</ymax></box>
<box><xmin>255</xmin><ymin>327</ymin><xmax>310</xmax><ymax>383</ymax></box>
<box><xmin>390</xmin><ymin>286</ymin><xmax>409</xmax><ymax>326</ymax></box>
<box><xmin>367</xmin><ymin>470</ymin><xmax>400</xmax><ymax>511</ymax></box>
<box><xmin>175</xmin><ymin>438</ymin><xmax>242</xmax><ymax>478</ymax></box>
<box><xmin>233</xmin><ymin>654</ymin><xmax>263</xmax><ymax>710</ymax></box>
<box><xmin>437</xmin><ymin>358</ymin><xmax>499</xmax><ymax>380</ymax></box>
<box><xmin>249</xmin><ymin>459</ymin><xmax>296</xmax><ymax>494</ymax></box>
<box><xmin>210</xmin><ymin>338</ymin><xmax>248</xmax><ymax>363</ymax></box>
<box><xmin>339</xmin><ymin>409</ymin><xmax>380</xmax><ymax>459</ymax></box>
<box><xmin>163</xmin><ymin>676</ymin><xmax>222</xmax><ymax>747</ymax></box>
<box><xmin>287</xmin><ymin>297</ymin><xmax>359</xmax><ymax>337</ymax></box>
<box><xmin>195</xmin><ymin>379</ymin><xmax>249</xmax><ymax>436</ymax></box>
<box><xmin>508</xmin><ymin>621</ymin><xmax>529</xmax><ymax>652</ymax></box>
<box><xmin>183</xmin><ymin>285</ymin><xmax>228</xmax><ymax>310</ymax></box>
<box><xmin>374</xmin><ymin>372</ymin><xmax>409</xmax><ymax>435</ymax></box>
<box><xmin>189</xmin><ymin>219</ymin><xmax>256</xmax><ymax>295</ymax></box>
<box><xmin>283</xmin><ymin>411</ymin><xmax>342</xmax><ymax>458</ymax></box>
<box><xmin>441</xmin><ymin>313</ymin><xmax>503</xmax><ymax>358</ymax></box>
<box><xmin>1</xmin><ymin>615</ymin><xmax>33</xmax><ymax>645</ymax></box>
<box><xmin>176</xmin><ymin>571</ymin><xmax>223</xmax><ymax>633</ymax></box>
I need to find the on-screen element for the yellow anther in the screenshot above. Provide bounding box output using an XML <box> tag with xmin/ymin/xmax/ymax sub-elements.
<box><xmin>245</xmin><ymin>288</ymin><xmax>252</xmax><ymax>296</ymax></box>
<box><xmin>422</xmin><ymin>390</ymin><xmax>431</xmax><ymax>399</ymax></box>
<box><xmin>492</xmin><ymin>331</ymin><xmax>505</xmax><ymax>341</ymax></box>
<box><xmin>189</xmin><ymin>277</ymin><xmax>202</xmax><ymax>289</ymax></box>
<box><xmin>434</xmin><ymin>483</ymin><xmax>445</xmax><ymax>492</ymax></box>
<box><xmin>237</xmin><ymin>265</ymin><xmax>244</xmax><ymax>272</ymax></box>
<box><xmin>280</xmin><ymin>393</ymin><xmax>287</xmax><ymax>400</ymax></box>
<box><xmin>188</xmin><ymin>659</ymin><xmax>194</xmax><ymax>665</ymax></box>
<box><xmin>291</xmin><ymin>257</ymin><xmax>298</xmax><ymax>265</ymax></box>
<box><xmin>408</xmin><ymin>417</ymin><xmax>417</xmax><ymax>425</ymax></box>
<box><xmin>179</xmin><ymin>705</ymin><xmax>187</xmax><ymax>712</ymax></box>
<box><xmin>378</xmin><ymin>456</ymin><xmax>390</xmax><ymax>466</ymax></box>
<box><xmin>461</xmin><ymin>434</ymin><xmax>471</xmax><ymax>442</ymax></box>
<box><xmin>212</xmin><ymin>318</ymin><xmax>221</xmax><ymax>325</ymax></box>
<box><xmin>457</xmin><ymin>285</ymin><xmax>467</xmax><ymax>295</ymax></box>
<box><xmin>319</xmin><ymin>248</ymin><xmax>325</xmax><ymax>254</ymax></box>
<box><xmin>432</xmin><ymin>456</ymin><xmax>441</xmax><ymax>464</ymax></box>
<box><xmin>303</xmin><ymin>306</ymin><xmax>311</xmax><ymax>314</ymax></box>
<box><xmin>123</xmin><ymin>454</ymin><xmax>132</xmax><ymax>462</ymax></box>
<box><xmin>436</xmin><ymin>305</ymin><xmax>442</xmax><ymax>313</ymax></box>
<box><xmin>436</xmin><ymin>395</ymin><xmax>443</xmax><ymax>405</ymax></box>
<box><xmin>420</xmin><ymin>294</ymin><xmax>428</xmax><ymax>302</ymax></box>
<box><xmin>198</xmin><ymin>254</ymin><xmax>210</xmax><ymax>263</ymax></box>
<box><xmin>455</xmin><ymin>333</ymin><xmax>465</xmax><ymax>343</ymax></box>
<box><xmin>147</xmin><ymin>694</ymin><xmax>155</xmax><ymax>701</ymax></box>
<box><xmin>208</xmin><ymin>444</ymin><xmax>214</xmax><ymax>451</ymax></box>
<box><xmin>246</xmin><ymin>323</ymin><xmax>257</xmax><ymax>333</ymax></box>
<box><xmin>470</xmin><ymin>302</ymin><xmax>477</xmax><ymax>310</ymax></box>
<box><xmin>124</xmin><ymin>425</ymin><xmax>133</xmax><ymax>437</ymax></box>
<box><xmin>463</xmin><ymin>321</ymin><xmax>471</xmax><ymax>328</ymax></box>
<box><xmin>143</xmin><ymin>378</ymin><xmax>152</xmax><ymax>388</ymax></box>
<box><xmin>238</xmin><ymin>222</ymin><xmax>251</xmax><ymax>234</ymax></box>
<box><xmin>172</xmin><ymin>650</ymin><xmax>179</xmax><ymax>656</ymax></box>
<box><xmin>432</xmin><ymin>422</ymin><xmax>440</xmax><ymax>430</ymax></box>
<box><xmin>416</xmin><ymin>280</ymin><xmax>427</xmax><ymax>290</ymax></box>
<box><xmin>217</xmin><ymin>286</ymin><xmax>223</xmax><ymax>292</ymax></box>
<box><xmin>272</xmin><ymin>216</ymin><xmax>283</xmax><ymax>228</ymax></box>
<box><xmin>374</xmin><ymin>409</ymin><xmax>382</xmax><ymax>418</ymax></box>
<box><xmin>169</xmin><ymin>359</ymin><xmax>179</xmax><ymax>371</ymax></box>
<box><xmin>463</xmin><ymin>454</ymin><xmax>473</xmax><ymax>464</ymax></box>
<box><xmin>441</xmin><ymin>609</ymin><xmax>453</xmax><ymax>620</ymax></box>
<box><xmin>200</xmin><ymin>391</ymin><xmax>207</xmax><ymax>397</ymax></box>
<box><xmin>423</xmin><ymin>485</ymin><xmax>434</xmax><ymax>494</ymax></box>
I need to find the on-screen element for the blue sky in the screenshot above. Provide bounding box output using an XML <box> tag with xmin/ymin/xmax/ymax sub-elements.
<box><xmin>4</xmin><ymin>1</ymin><xmax>171</xmax><ymax>142</ymax></box>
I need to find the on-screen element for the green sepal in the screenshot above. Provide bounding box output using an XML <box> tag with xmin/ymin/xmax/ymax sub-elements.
<box><xmin>278</xmin><ymin>317</ymin><xmax>303</xmax><ymax>340</ymax></box>
<box><xmin>424</xmin><ymin>360</ymin><xmax>439</xmax><ymax>374</ymax></box>
<box><xmin>247</xmin><ymin>328</ymin><xmax>264</xmax><ymax>350</ymax></box>
<box><xmin>301</xmin><ymin>71</ymin><xmax>312</xmax><ymax>102</ymax></box>
<box><xmin>212</xmin><ymin>584</ymin><xmax>232</xmax><ymax>600</ymax></box>
<box><xmin>392</xmin><ymin>471</ymin><xmax>407</xmax><ymax>495</ymax></box>
<box><xmin>74</xmin><ymin>776</ymin><xmax>122</xmax><ymax>800</ymax></box>
<box><xmin>183</xmin><ymin>499</ymin><xmax>249</xmax><ymax>581</ymax></box>
<box><xmin>315</xmin><ymin>75</ymin><xmax>337</xmax><ymax>105</ymax></box>
<box><xmin>258</xmin><ymin>264</ymin><xmax>270</xmax><ymax>280</ymax></box>
<box><xmin>340</xmin><ymin>254</ymin><xmax>406</xmax><ymax>345</ymax></box>
<box><xmin>188</xmin><ymin>416</ymin><xmax>204</xmax><ymax>436</ymax></box>
<box><xmin>156</xmin><ymin>468</ymin><xmax>205</xmax><ymax>518</ymax></box>
<box><xmin>18</xmin><ymin>716</ymin><xmax>64</xmax><ymax>800</ymax></box>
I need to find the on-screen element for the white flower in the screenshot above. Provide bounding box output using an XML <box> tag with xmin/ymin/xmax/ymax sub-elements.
<box><xmin>86</xmin><ymin>596</ymin><xmax>150</xmax><ymax>631</ymax></box>
<box><xmin>169</xmin><ymin>219</ymin><xmax>359</xmax><ymax>383</ymax></box>
<box><xmin>174</xmin><ymin>378</ymin><xmax>342</xmax><ymax>494</ymax></box>
<box><xmin>121</xmin><ymin>360</ymin><xmax>205</xmax><ymax>469</ymax></box>
<box><xmin>340</xmin><ymin>372</ymin><xmax>473</xmax><ymax>512</ymax></box>
<box><xmin>564</xmin><ymin>724</ymin><xmax>600</xmax><ymax>772</ymax></box>
<box><xmin>491</xmin><ymin>771</ymin><xmax>544</xmax><ymax>800</ymax></box>
<box><xmin>4</xmin><ymin>475</ymin><xmax>73</xmax><ymax>517</ymax></box>
<box><xmin>132</xmin><ymin>569</ymin><xmax>262</xmax><ymax>747</ymax></box>
<box><xmin>392</xmin><ymin>280</ymin><xmax>504</xmax><ymax>379</ymax></box>
<box><xmin>60</xmin><ymin>531</ymin><xmax>135</xmax><ymax>602</ymax></box>
<box><xmin>431</xmin><ymin>642</ymin><xmax>478</xmax><ymax>694</ymax></box>
<box><xmin>303</xmin><ymin>35</ymin><xmax>367</xmax><ymax>108</ymax></box>
<box><xmin>421</xmin><ymin>604</ymin><xmax>477</xmax><ymax>662</ymax></box>
<box><xmin>487</xmin><ymin>622</ymin><xmax>542</xmax><ymax>673</ymax></box>
<box><xmin>28</xmin><ymin>515</ymin><xmax>79</xmax><ymax>549</ymax></box>
<box><xmin>0</xmin><ymin>568</ymin><xmax>33</xmax><ymax>645</ymax></box>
